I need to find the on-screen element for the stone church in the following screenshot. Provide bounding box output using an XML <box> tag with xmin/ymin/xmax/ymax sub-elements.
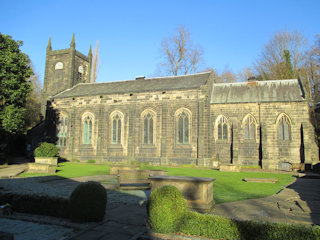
<box><xmin>32</xmin><ymin>36</ymin><xmax>319</xmax><ymax>170</ymax></box>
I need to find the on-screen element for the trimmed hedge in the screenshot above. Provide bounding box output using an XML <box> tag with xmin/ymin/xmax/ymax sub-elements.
<box><xmin>148</xmin><ymin>186</ymin><xmax>320</xmax><ymax>240</ymax></box>
<box><xmin>0</xmin><ymin>192</ymin><xmax>69</xmax><ymax>218</ymax></box>
<box><xmin>69</xmin><ymin>181</ymin><xmax>107</xmax><ymax>222</ymax></box>
<box><xmin>178</xmin><ymin>211</ymin><xmax>320</xmax><ymax>240</ymax></box>
<box><xmin>148</xmin><ymin>185</ymin><xmax>186</xmax><ymax>233</ymax></box>
<box><xmin>34</xmin><ymin>142</ymin><xmax>59</xmax><ymax>157</ymax></box>
<box><xmin>0</xmin><ymin>181</ymin><xmax>107</xmax><ymax>223</ymax></box>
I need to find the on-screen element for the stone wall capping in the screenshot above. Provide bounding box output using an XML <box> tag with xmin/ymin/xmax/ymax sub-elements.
<box><xmin>149</xmin><ymin>175</ymin><xmax>215</xmax><ymax>183</ymax></box>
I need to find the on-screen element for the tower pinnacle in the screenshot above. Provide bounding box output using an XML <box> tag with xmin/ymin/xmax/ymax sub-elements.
<box><xmin>70</xmin><ymin>33</ymin><xmax>76</xmax><ymax>49</ymax></box>
<box><xmin>47</xmin><ymin>37</ymin><xmax>52</xmax><ymax>51</ymax></box>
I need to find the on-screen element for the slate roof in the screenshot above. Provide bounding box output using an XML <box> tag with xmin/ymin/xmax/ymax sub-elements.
<box><xmin>210</xmin><ymin>79</ymin><xmax>305</xmax><ymax>104</ymax></box>
<box><xmin>54</xmin><ymin>72</ymin><xmax>211</xmax><ymax>98</ymax></box>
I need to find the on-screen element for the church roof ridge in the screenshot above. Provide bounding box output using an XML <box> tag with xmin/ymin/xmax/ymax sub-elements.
<box><xmin>211</xmin><ymin>79</ymin><xmax>305</xmax><ymax>104</ymax></box>
<box><xmin>71</xmin><ymin>70</ymin><xmax>213</xmax><ymax>86</ymax></box>
<box><xmin>214</xmin><ymin>79</ymin><xmax>298</xmax><ymax>86</ymax></box>
<box><xmin>54</xmin><ymin>71</ymin><xmax>212</xmax><ymax>98</ymax></box>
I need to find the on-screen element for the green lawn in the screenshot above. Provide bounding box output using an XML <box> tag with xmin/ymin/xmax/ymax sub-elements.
<box><xmin>20</xmin><ymin>162</ymin><xmax>110</xmax><ymax>179</ymax></box>
<box><xmin>141</xmin><ymin>166</ymin><xmax>295</xmax><ymax>204</ymax></box>
<box><xmin>20</xmin><ymin>162</ymin><xmax>294</xmax><ymax>204</ymax></box>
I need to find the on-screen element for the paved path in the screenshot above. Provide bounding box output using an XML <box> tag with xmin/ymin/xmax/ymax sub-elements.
<box><xmin>0</xmin><ymin>163</ymin><xmax>28</xmax><ymax>178</ymax></box>
<box><xmin>211</xmin><ymin>173</ymin><xmax>320</xmax><ymax>226</ymax></box>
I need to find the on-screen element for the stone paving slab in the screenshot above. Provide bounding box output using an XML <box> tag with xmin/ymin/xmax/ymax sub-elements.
<box><xmin>0</xmin><ymin>164</ymin><xmax>28</xmax><ymax>178</ymax></box>
<box><xmin>0</xmin><ymin>218</ymin><xmax>74</xmax><ymax>240</ymax></box>
<box><xmin>69</xmin><ymin>203</ymin><xmax>148</xmax><ymax>240</ymax></box>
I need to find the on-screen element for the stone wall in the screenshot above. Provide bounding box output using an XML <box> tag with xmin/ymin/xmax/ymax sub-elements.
<box><xmin>52</xmin><ymin>87</ymin><xmax>211</xmax><ymax>165</ymax></box>
<box><xmin>209</xmin><ymin>101</ymin><xmax>318</xmax><ymax>169</ymax></box>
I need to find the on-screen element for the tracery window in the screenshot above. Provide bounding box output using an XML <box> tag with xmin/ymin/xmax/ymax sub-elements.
<box><xmin>112</xmin><ymin>113</ymin><xmax>122</xmax><ymax>144</ymax></box>
<box><xmin>217</xmin><ymin>116</ymin><xmax>228</xmax><ymax>140</ymax></box>
<box><xmin>143</xmin><ymin>112</ymin><xmax>154</xmax><ymax>144</ymax></box>
<box><xmin>177</xmin><ymin>110</ymin><xmax>190</xmax><ymax>144</ymax></box>
<box><xmin>83</xmin><ymin>114</ymin><xmax>93</xmax><ymax>145</ymax></box>
<box><xmin>243</xmin><ymin>114</ymin><xmax>257</xmax><ymax>140</ymax></box>
<box><xmin>278</xmin><ymin>114</ymin><xmax>291</xmax><ymax>140</ymax></box>
<box><xmin>57</xmin><ymin>114</ymin><xmax>68</xmax><ymax>147</ymax></box>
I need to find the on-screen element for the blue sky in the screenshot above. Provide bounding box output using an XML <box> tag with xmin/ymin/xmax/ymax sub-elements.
<box><xmin>1</xmin><ymin>0</ymin><xmax>319</xmax><ymax>84</ymax></box>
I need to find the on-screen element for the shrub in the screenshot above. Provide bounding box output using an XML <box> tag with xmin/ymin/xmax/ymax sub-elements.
<box><xmin>34</xmin><ymin>142</ymin><xmax>59</xmax><ymax>157</ymax></box>
<box><xmin>69</xmin><ymin>181</ymin><xmax>107</xmax><ymax>222</ymax></box>
<box><xmin>87</xmin><ymin>160</ymin><xmax>96</xmax><ymax>163</ymax></box>
<box><xmin>179</xmin><ymin>211</ymin><xmax>240</xmax><ymax>239</ymax></box>
<box><xmin>148</xmin><ymin>188</ymin><xmax>320</xmax><ymax>240</ymax></box>
<box><xmin>148</xmin><ymin>185</ymin><xmax>186</xmax><ymax>233</ymax></box>
<box><xmin>155</xmin><ymin>209</ymin><xmax>320</xmax><ymax>240</ymax></box>
<box><xmin>236</xmin><ymin>220</ymin><xmax>320</xmax><ymax>240</ymax></box>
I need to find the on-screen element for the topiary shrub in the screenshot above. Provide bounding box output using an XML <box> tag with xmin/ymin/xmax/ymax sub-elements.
<box><xmin>34</xmin><ymin>142</ymin><xmax>59</xmax><ymax>157</ymax></box>
<box><xmin>69</xmin><ymin>181</ymin><xmax>107</xmax><ymax>222</ymax></box>
<box><xmin>148</xmin><ymin>185</ymin><xmax>186</xmax><ymax>233</ymax></box>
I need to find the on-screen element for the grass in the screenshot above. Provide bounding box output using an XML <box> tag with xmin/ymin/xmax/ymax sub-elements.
<box><xmin>142</xmin><ymin>166</ymin><xmax>295</xmax><ymax>204</ymax></box>
<box><xmin>20</xmin><ymin>162</ymin><xmax>110</xmax><ymax>179</ymax></box>
<box><xmin>20</xmin><ymin>162</ymin><xmax>294</xmax><ymax>204</ymax></box>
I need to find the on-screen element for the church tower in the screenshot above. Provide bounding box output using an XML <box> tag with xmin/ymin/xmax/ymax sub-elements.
<box><xmin>42</xmin><ymin>34</ymin><xmax>92</xmax><ymax>114</ymax></box>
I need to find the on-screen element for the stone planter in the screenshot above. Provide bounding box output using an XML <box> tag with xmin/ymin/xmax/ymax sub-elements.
<box><xmin>28</xmin><ymin>163</ymin><xmax>56</xmax><ymax>174</ymax></box>
<box><xmin>149</xmin><ymin>175</ymin><xmax>215</xmax><ymax>212</ymax></box>
<box><xmin>109</xmin><ymin>164</ymin><xmax>140</xmax><ymax>175</ymax></box>
<box><xmin>34</xmin><ymin>157</ymin><xmax>58</xmax><ymax>166</ymax></box>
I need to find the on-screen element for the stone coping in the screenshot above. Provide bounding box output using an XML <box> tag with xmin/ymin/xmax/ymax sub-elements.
<box><xmin>149</xmin><ymin>175</ymin><xmax>215</xmax><ymax>183</ymax></box>
<box><xmin>244</xmin><ymin>178</ymin><xmax>278</xmax><ymax>183</ymax></box>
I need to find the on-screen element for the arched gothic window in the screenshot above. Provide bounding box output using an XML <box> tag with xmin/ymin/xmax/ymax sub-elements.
<box><xmin>83</xmin><ymin>114</ymin><xmax>93</xmax><ymax>144</ymax></box>
<box><xmin>112</xmin><ymin>113</ymin><xmax>122</xmax><ymax>144</ymax></box>
<box><xmin>143</xmin><ymin>112</ymin><xmax>154</xmax><ymax>144</ymax></box>
<box><xmin>277</xmin><ymin>114</ymin><xmax>291</xmax><ymax>140</ymax></box>
<box><xmin>55</xmin><ymin>62</ymin><xmax>64</xmax><ymax>82</ymax></box>
<box><xmin>243</xmin><ymin>114</ymin><xmax>257</xmax><ymax>140</ymax></box>
<box><xmin>177</xmin><ymin>110</ymin><xmax>190</xmax><ymax>144</ymax></box>
<box><xmin>57</xmin><ymin>114</ymin><xmax>68</xmax><ymax>147</ymax></box>
<box><xmin>217</xmin><ymin>116</ymin><xmax>228</xmax><ymax>140</ymax></box>
<box><xmin>55</xmin><ymin>62</ymin><xmax>63</xmax><ymax>70</ymax></box>
<box><xmin>78</xmin><ymin>65</ymin><xmax>84</xmax><ymax>82</ymax></box>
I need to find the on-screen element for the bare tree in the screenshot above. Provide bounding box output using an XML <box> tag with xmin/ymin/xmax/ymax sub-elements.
<box><xmin>215</xmin><ymin>66</ymin><xmax>238</xmax><ymax>83</ymax></box>
<box><xmin>158</xmin><ymin>26</ymin><xmax>204</xmax><ymax>76</ymax></box>
<box><xmin>305</xmin><ymin>35</ymin><xmax>320</xmax><ymax>146</ymax></box>
<box><xmin>238</xmin><ymin>67</ymin><xmax>255</xmax><ymax>82</ymax></box>
<box><xmin>253</xmin><ymin>30</ymin><xmax>308</xmax><ymax>80</ymax></box>
<box><xmin>91</xmin><ymin>41</ymin><xmax>100</xmax><ymax>83</ymax></box>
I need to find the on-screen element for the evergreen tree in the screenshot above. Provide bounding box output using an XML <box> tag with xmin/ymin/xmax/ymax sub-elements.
<box><xmin>0</xmin><ymin>33</ymin><xmax>33</xmax><ymax>137</ymax></box>
<box><xmin>283</xmin><ymin>49</ymin><xmax>294</xmax><ymax>79</ymax></box>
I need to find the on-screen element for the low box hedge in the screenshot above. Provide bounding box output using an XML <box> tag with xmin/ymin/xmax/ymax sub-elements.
<box><xmin>0</xmin><ymin>192</ymin><xmax>69</xmax><ymax>218</ymax></box>
<box><xmin>148</xmin><ymin>185</ymin><xmax>320</xmax><ymax>240</ymax></box>
<box><xmin>0</xmin><ymin>181</ymin><xmax>107</xmax><ymax>222</ymax></box>
<box><xmin>178</xmin><ymin>211</ymin><xmax>320</xmax><ymax>240</ymax></box>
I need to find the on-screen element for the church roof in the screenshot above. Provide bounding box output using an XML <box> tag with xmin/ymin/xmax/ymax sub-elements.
<box><xmin>210</xmin><ymin>79</ymin><xmax>305</xmax><ymax>104</ymax></box>
<box><xmin>54</xmin><ymin>72</ymin><xmax>211</xmax><ymax>98</ymax></box>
